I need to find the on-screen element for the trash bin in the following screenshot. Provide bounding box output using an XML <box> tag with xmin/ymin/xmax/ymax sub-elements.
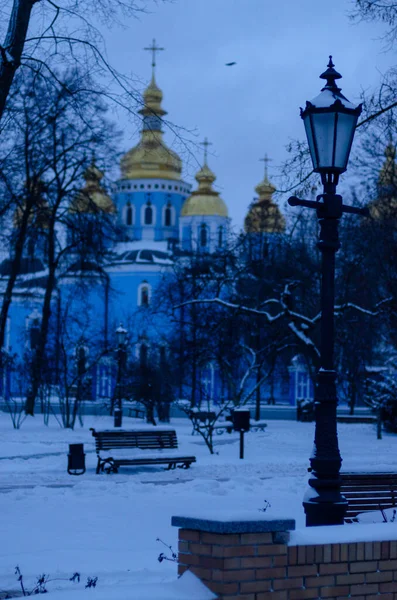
<box><xmin>231</xmin><ymin>409</ymin><xmax>251</xmax><ymax>460</ymax></box>
<box><xmin>67</xmin><ymin>443</ymin><xmax>86</xmax><ymax>475</ymax></box>
<box><xmin>232</xmin><ymin>409</ymin><xmax>251</xmax><ymax>432</ymax></box>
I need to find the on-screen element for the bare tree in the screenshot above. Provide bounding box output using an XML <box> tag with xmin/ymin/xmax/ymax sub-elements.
<box><xmin>0</xmin><ymin>0</ymin><xmax>166</xmax><ymax>123</ymax></box>
<box><xmin>0</xmin><ymin>69</ymin><xmax>119</xmax><ymax>415</ymax></box>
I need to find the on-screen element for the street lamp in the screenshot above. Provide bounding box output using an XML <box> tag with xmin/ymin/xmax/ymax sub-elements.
<box><xmin>116</xmin><ymin>324</ymin><xmax>128</xmax><ymax>347</ymax></box>
<box><xmin>288</xmin><ymin>57</ymin><xmax>367</xmax><ymax>527</ymax></box>
<box><xmin>114</xmin><ymin>323</ymin><xmax>127</xmax><ymax>428</ymax></box>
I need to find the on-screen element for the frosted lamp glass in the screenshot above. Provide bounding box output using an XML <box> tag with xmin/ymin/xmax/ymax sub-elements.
<box><xmin>310</xmin><ymin>112</ymin><xmax>335</xmax><ymax>169</ymax></box>
<box><xmin>303</xmin><ymin>114</ymin><xmax>318</xmax><ymax>170</ymax></box>
<box><xmin>333</xmin><ymin>112</ymin><xmax>357</xmax><ymax>170</ymax></box>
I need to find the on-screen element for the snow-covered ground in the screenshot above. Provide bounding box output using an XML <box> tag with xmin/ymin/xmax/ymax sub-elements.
<box><xmin>0</xmin><ymin>412</ymin><xmax>395</xmax><ymax>599</ymax></box>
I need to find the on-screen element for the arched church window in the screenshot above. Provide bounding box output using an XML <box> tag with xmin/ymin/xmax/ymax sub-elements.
<box><xmin>29</xmin><ymin>318</ymin><xmax>40</xmax><ymax>351</ymax></box>
<box><xmin>141</xmin><ymin>286</ymin><xmax>149</xmax><ymax>306</ymax></box>
<box><xmin>140</xmin><ymin>343</ymin><xmax>148</xmax><ymax>368</ymax></box>
<box><xmin>86</xmin><ymin>221</ymin><xmax>94</xmax><ymax>245</ymax></box>
<box><xmin>164</xmin><ymin>205</ymin><xmax>172</xmax><ymax>227</ymax></box>
<box><xmin>200</xmin><ymin>223</ymin><xmax>208</xmax><ymax>247</ymax></box>
<box><xmin>144</xmin><ymin>204</ymin><xmax>153</xmax><ymax>225</ymax></box>
<box><xmin>126</xmin><ymin>204</ymin><xmax>133</xmax><ymax>226</ymax></box>
<box><xmin>218</xmin><ymin>226</ymin><xmax>224</xmax><ymax>247</ymax></box>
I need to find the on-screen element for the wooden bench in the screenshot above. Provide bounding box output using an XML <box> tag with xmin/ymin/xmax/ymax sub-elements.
<box><xmin>90</xmin><ymin>428</ymin><xmax>196</xmax><ymax>474</ymax></box>
<box><xmin>214</xmin><ymin>419</ymin><xmax>268</xmax><ymax>434</ymax></box>
<box><xmin>337</xmin><ymin>415</ymin><xmax>376</xmax><ymax>424</ymax></box>
<box><xmin>340</xmin><ymin>472</ymin><xmax>397</xmax><ymax>522</ymax></box>
<box><xmin>127</xmin><ymin>403</ymin><xmax>146</xmax><ymax>419</ymax></box>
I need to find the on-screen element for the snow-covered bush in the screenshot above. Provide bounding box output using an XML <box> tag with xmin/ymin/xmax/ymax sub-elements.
<box><xmin>364</xmin><ymin>370</ymin><xmax>397</xmax><ymax>438</ymax></box>
<box><xmin>296</xmin><ymin>398</ymin><xmax>315</xmax><ymax>422</ymax></box>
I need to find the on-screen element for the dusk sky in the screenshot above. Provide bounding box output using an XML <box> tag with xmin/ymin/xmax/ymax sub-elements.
<box><xmin>102</xmin><ymin>0</ymin><xmax>394</xmax><ymax>230</ymax></box>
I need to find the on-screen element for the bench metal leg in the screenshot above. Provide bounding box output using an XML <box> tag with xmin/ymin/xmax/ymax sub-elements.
<box><xmin>103</xmin><ymin>460</ymin><xmax>117</xmax><ymax>474</ymax></box>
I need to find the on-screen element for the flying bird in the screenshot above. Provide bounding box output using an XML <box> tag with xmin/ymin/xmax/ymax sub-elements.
<box><xmin>225</xmin><ymin>62</ymin><xmax>236</xmax><ymax>66</ymax></box>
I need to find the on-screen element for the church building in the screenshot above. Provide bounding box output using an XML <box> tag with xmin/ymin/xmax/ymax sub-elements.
<box><xmin>0</xmin><ymin>41</ymin><xmax>293</xmax><ymax>409</ymax></box>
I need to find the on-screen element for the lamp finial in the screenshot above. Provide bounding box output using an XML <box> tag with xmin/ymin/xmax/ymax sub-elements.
<box><xmin>320</xmin><ymin>56</ymin><xmax>342</xmax><ymax>92</ymax></box>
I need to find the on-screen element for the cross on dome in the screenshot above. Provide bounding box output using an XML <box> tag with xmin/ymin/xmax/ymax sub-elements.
<box><xmin>259</xmin><ymin>154</ymin><xmax>272</xmax><ymax>180</ymax></box>
<box><xmin>200</xmin><ymin>137</ymin><xmax>212</xmax><ymax>165</ymax></box>
<box><xmin>144</xmin><ymin>39</ymin><xmax>165</xmax><ymax>77</ymax></box>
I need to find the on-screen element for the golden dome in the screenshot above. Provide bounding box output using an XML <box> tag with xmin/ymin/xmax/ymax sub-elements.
<box><xmin>370</xmin><ymin>143</ymin><xmax>397</xmax><ymax>219</ymax></box>
<box><xmin>181</xmin><ymin>160</ymin><xmax>228</xmax><ymax>217</ymax></box>
<box><xmin>70</xmin><ymin>162</ymin><xmax>115</xmax><ymax>214</ymax></box>
<box><xmin>120</xmin><ymin>75</ymin><xmax>182</xmax><ymax>181</ymax></box>
<box><xmin>142</xmin><ymin>76</ymin><xmax>165</xmax><ymax>117</ymax></box>
<box><xmin>244</xmin><ymin>167</ymin><xmax>285</xmax><ymax>234</ymax></box>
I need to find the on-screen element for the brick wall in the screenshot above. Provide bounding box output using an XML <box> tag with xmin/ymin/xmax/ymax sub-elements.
<box><xmin>172</xmin><ymin>516</ymin><xmax>397</xmax><ymax>599</ymax></box>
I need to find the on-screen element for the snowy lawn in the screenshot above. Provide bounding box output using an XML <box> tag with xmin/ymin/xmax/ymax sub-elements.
<box><xmin>0</xmin><ymin>412</ymin><xmax>395</xmax><ymax>598</ymax></box>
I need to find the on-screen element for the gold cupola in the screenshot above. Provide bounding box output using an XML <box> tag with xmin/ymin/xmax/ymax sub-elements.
<box><xmin>69</xmin><ymin>161</ymin><xmax>115</xmax><ymax>214</ymax></box>
<box><xmin>244</xmin><ymin>156</ymin><xmax>285</xmax><ymax>233</ymax></box>
<box><xmin>370</xmin><ymin>142</ymin><xmax>397</xmax><ymax>219</ymax></box>
<box><xmin>181</xmin><ymin>140</ymin><xmax>228</xmax><ymax>217</ymax></box>
<box><xmin>120</xmin><ymin>43</ymin><xmax>182</xmax><ymax>181</ymax></box>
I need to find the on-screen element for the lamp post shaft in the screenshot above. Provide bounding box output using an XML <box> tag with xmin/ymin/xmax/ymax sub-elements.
<box><xmin>303</xmin><ymin>195</ymin><xmax>347</xmax><ymax>526</ymax></box>
<box><xmin>114</xmin><ymin>345</ymin><xmax>124</xmax><ymax>428</ymax></box>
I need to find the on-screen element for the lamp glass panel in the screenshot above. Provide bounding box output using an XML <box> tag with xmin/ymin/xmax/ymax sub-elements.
<box><xmin>303</xmin><ymin>114</ymin><xmax>318</xmax><ymax>170</ymax></box>
<box><xmin>310</xmin><ymin>112</ymin><xmax>335</xmax><ymax>169</ymax></box>
<box><xmin>116</xmin><ymin>329</ymin><xmax>127</xmax><ymax>345</ymax></box>
<box><xmin>333</xmin><ymin>111</ymin><xmax>358</xmax><ymax>170</ymax></box>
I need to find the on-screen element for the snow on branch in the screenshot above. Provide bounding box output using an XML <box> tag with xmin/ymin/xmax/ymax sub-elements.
<box><xmin>334</xmin><ymin>298</ymin><xmax>392</xmax><ymax>318</ymax></box>
<box><xmin>288</xmin><ymin>322</ymin><xmax>320</xmax><ymax>358</ymax></box>
<box><xmin>175</xmin><ymin>297</ymin><xmax>284</xmax><ymax>323</ymax></box>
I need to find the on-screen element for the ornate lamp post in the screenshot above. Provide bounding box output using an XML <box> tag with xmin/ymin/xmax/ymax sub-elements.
<box><xmin>288</xmin><ymin>57</ymin><xmax>367</xmax><ymax>526</ymax></box>
<box><xmin>114</xmin><ymin>323</ymin><xmax>127</xmax><ymax>428</ymax></box>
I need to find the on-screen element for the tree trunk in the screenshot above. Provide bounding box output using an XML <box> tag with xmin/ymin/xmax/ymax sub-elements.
<box><xmin>377</xmin><ymin>407</ymin><xmax>382</xmax><ymax>440</ymax></box>
<box><xmin>349</xmin><ymin>379</ymin><xmax>357</xmax><ymax>415</ymax></box>
<box><xmin>25</xmin><ymin>225</ymin><xmax>56</xmax><ymax>415</ymax></box>
<box><xmin>255</xmin><ymin>365</ymin><xmax>261</xmax><ymax>421</ymax></box>
<box><xmin>0</xmin><ymin>0</ymin><xmax>36</xmax><ymax>123</ymax></box>
<box><xmin>0</xmin><ymin>198</ymin><xmax>34</xmax><ymax>354</ymax></box>
<box><xmin>145</xmin><ymin>403</ymin><xmax>156</xmax><ymax>426</ymax></box>
<box><xmin>178</xmin><ymin>304</ymin><xmax>184</xmax><ymax>398</ymax></box>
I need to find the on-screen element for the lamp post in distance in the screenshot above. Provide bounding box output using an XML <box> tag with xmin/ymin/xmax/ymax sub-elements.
<box><xmin>114</xmin><ymin>323</ymin><xmax>128</xmax><ymax>428</ymax></box>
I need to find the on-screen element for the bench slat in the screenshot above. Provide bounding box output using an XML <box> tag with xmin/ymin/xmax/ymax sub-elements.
<box><xmin>341</xmin><ymin>490</ymin><xmax>396</xmax><ymax>500</ymax></box>
<box><xmin>112</xmin><ymin>456</ymin><xmax>196</xmax><ymax>466</ymax></box>
<box><xmin>345</xmin><ymin>497</ymin><xmax>396</xmax><ymax>505</ymax></box>
<box><xmin>341</xmin><ymin>473</ymin><xmax>397</xmax><ymax>480</ymax></box>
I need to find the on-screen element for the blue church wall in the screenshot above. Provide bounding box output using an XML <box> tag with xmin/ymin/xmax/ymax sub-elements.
<box><xmin>113</xmin><ymin>184</ymin><xmax>190</xmax><ymax>242</ymax></box>
<box><xmin>59</xmin><ymin>279</ymin><xmax>108</xmax><ymax>346</ymax></box>
<box><xmin>7</xmin><ymin>300</ymin><xmax>42</xmax><ymax>356</ymax></box>
<box><xmin>181</xmin><ymin>225</ymin><xmax>192</xmax><ymax>250</ymax></box>
<box><xmin>107</xmin><ymin>268</ymin><xmax>171</xmax><ymax>341</ymax></box>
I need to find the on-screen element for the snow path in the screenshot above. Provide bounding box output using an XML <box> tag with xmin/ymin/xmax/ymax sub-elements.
<box><xmin>0</xmin><ymin>413</ymin><xmax>396</xmax><ymax>598</ymax></box>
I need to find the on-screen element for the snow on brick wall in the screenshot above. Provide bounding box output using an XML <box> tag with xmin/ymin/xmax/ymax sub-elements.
<box><xmin>177</xmin><ymin>528</ymin><xmax>397</xmax><ymax>599</ymax></box>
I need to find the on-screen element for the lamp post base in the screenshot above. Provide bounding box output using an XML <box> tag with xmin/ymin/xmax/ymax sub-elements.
<box><xmin>114</xmin><ymin>408</ymin><xmax>122</xmax><ymax>428</ymax></box>
<box><xmin>303</xmin><ymin>480</ymin><xmax>347</xmax><ymax>526</ymax></box>
<box><xmin>303</xmin><ymin>499</ymin><xmax>347</xmax><ymax>527</ymax></box>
